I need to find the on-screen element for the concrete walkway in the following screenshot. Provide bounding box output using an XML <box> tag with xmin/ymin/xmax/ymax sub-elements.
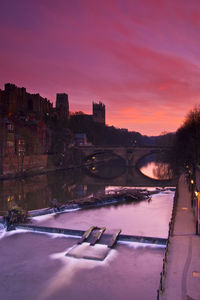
<box><xmin>162</xmin><ymin>174</ymin><xmax>200</xmax><ymax>300</ymax></box>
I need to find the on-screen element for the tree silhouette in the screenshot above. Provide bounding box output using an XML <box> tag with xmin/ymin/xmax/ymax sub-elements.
<box><xmin>170</xmin><ymin>106</ymin><xmax>200</xmax><ymax>173</ymax></box>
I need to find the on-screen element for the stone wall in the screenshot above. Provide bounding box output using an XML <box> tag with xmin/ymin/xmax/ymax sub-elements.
<box><xmin>3</xmin><ymin>155</ymin><xmax>49</xmax><ymax>175</ymax></box>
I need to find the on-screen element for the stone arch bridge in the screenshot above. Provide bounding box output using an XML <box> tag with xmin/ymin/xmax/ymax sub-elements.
<box><xmin>80</xmin><ymin>146</ymin><xmax>170</xmax><ymax>167</ymax></box>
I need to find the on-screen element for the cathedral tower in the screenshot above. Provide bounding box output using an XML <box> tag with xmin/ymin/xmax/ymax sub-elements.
<box><xmin>56</xmin><ymin>93</ymin><xmax>69</xmax><ymax>119</ymax></box>
<box><xmin>92</xmin><ymin>102</ymin><xmax>105</xmax><ymax>124</ymax></box>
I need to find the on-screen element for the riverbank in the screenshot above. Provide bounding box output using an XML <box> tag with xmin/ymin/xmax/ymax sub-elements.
<box><xmin>0</xmin><ymin>151</ymin><xmax>86</xmax><ymax>181</ymax></box>
<box><xmin>161</xmin><ymin>174</ymin><xmax>200</xmax><ymax>299</ymax></box>
<box><xmin>0</xmin><ymin>164</ymin><xmax>84</xmax><ymax>181</ymax></box>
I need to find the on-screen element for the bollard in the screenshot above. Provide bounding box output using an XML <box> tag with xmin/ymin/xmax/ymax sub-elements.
<box><xmin>162</xmin><ymin>259</ymin><xmax>166</xmax><ymax>276</ymax></box>
<box><xmin>166</xmin><ymin>239</ymin><xmax>170</xmax><ymax>247</ymax></box>
<box><xmin>170</xmin><ymin>222</ymin><xmax>174</xmax><ymax>234</ymax></box>
<box><xmin>196</xmin><ymin>220</ymin><xmax>199</xmax><ymax>235</ymax></box>
<box><xmin>168</xmin><ymin>221</ymin><xmax>172</xmax><ymax>237</ymax></box>
<box><xmin>157</xmin><ymin>289</ymin><xmax>160</xmax><ymax>300</ymax></box>
<box><xmin>165</xmin><ymin>246</ymin><xmax>168</xmax><ymax>258</ymax></box>
<box><xmin>168</xmin><ymin>222</ymin><xmax>171</xmax><ymax>237</ymax></box>
<box><xmin>160</xmin><ymin>272</ymin><xmax>164</xmax><ymax>292</ymax></box>
<box><xmin>169</xmin><ymin>219</ymin><xmax>175</xmax><ymax>237</ymax></box>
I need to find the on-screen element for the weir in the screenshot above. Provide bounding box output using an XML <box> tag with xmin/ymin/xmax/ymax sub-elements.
<box><xmin>15</xmin><ymin>224</ymin><xmax>167</xmax><ymax>246</ymax></box>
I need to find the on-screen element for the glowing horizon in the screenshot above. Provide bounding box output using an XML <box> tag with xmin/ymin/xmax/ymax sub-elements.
<box><xmin>1</xmin><ymin>0</ymin><xmax>200</xmax><ymax>135</ymax></box>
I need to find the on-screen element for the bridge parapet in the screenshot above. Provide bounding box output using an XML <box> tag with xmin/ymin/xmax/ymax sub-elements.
<box><xmin>80</xmin><ymin>146</ymin><xmax>169</xmax><ymax>167</ymax></box>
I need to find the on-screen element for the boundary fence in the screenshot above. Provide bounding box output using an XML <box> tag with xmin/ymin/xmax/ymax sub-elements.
<box><xmin>157</xmin><ymin>183</ymin><xmax>178</xmax><ymax>299</ymax></box>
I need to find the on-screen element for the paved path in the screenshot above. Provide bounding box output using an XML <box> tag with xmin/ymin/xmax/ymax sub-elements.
<box><xmin>162</xmin><ymin>174</ymin><xmax>200</xmax><ymax>300</ymax></box>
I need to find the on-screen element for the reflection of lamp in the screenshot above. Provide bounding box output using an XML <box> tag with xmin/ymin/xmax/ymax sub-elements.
<box><xmin>191</xmin><ymin>179</ymin><xmax>194</xmax><ymax>184</ymax></box>
<box><xmin>195</xmin><ymin>191</ymin><xmax>198</xmax><ymax>197</ymax></box>
<box><xmin>182</xmin><ymin>207</ymin><xmax>188</xmax><ymax>210</ymax></box>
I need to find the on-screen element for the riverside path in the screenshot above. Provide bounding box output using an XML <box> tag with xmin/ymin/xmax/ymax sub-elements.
<box><xmin>161</xmin><ymin>174</ymin><xmax>200</xmax><ymax>300</ymax></box>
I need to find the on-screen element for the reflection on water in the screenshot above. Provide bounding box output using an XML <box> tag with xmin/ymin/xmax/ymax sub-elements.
<box><xmin>0</xmin><ymin>157</ymin><xmax>175</xmax><ymax>212</ymax></box>
<box><xmin>138</xmin><ymin>153</ymin><xmax>173</xmax><ymax>180</ymax></box>
<box><xmin>0</xmin><ymin>169</ymin><xmax>98</xmax><ymax>212</ymax></box>
<box><xmin>140</xmin><ymin>161</ymin><xmax>173</xmax><ymax>180</ymax></box>
<box><xmin>34</xmin><ymin>190</ymin><xmax>174</xmax><ymax>238</ymax></box>
<box><xmin>85</xmin><ymin>159</ymin><xmax>126</xmax><ymax>179</ymax></box>
<box><xmin>0</xmin><ymin>158</ymin><xmax>175</xmax><ymax>300</ymax></box>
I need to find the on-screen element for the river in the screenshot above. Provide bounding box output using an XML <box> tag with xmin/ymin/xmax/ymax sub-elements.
<box><xmin>0</xmin><ymin>159</ymin><xmax>176</xmax><ymax>300</ymax></box>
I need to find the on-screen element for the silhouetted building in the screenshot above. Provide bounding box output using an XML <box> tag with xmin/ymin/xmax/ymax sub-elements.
<box><xmin>93</xmin><ymin>102</ymin><xmax>105</xmax><ymax>124</ymax></box>
<box><xmin>0</xmin><ymin>83</ymin><xmax>56</xmax><ymax>155</ymax></box>
<box><xmin>5</xmin><ymin>120</ymin><xmax>15</xmax><ymax>155</ymax></box>
<box><xmin>1</xmin><ymin>83</ymin><xmax>53</xmax><ymax>118</ymax></box>
<box><xmin>70</xmin><ymin>101</ymin><xmax>106</xmax><ymax>128</ymax></box>
<box><xmin>70</xmin><ymin>113</ymin><xmax>93</xmax><ymax>123</ymax></box>
<box><xmin>0</xmin><ymin>83</ymin><xmax>106</xmax><ymax>156</ymax></box>
<box><xmin>56</xmin><ymin>93</ymin><xmax>69</xmax><ymax>119</ymax></box>
<box><xmin>0</xmin><ymin>89</ymin><xmax>3</xmax><ymax>108</ymax></box>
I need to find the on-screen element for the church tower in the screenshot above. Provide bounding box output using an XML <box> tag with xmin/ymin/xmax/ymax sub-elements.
<box><xmin>92</xmin><ymin>102</ymin><xmax>105</xmax><ymax>124</ymax></box>
<box><xmin>56</xmin><ymin>93</ymin><xmax>69</xmax><ymax>119</ymax></box>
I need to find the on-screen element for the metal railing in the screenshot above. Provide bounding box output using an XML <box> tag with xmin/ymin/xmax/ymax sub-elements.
<box><xmin>157</xmin><ymin>186</ymin><xmax>178</xmax><ymax>299</ymax></box>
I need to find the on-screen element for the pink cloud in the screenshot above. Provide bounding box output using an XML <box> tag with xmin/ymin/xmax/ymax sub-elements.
<box><xmin>1</xmin><ymin>0</ymin><xmax>200</xmax><ymax>135</ymax></box>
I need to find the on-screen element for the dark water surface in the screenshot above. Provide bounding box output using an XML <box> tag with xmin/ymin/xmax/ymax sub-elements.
<box><xmin>0</xmin><ymin>161</ymin><xmax>175</xmax><ymax>212</ymax></box>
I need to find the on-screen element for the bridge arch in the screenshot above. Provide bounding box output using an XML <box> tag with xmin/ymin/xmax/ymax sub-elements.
<box><xmin>80</xmin><ymin>146</ymin><xmax>170</xmax><ymax>167</ymax></box>
<box><xmin>84</xmin><ymin>149</ymin><xmax>126</xmax><ymax>165</ymax></box>
<box><xmin>135</xmin><ymin>149</ymin><xmax>167</xmax><ymax>168</ymax></box>
<box><xmin>136</xmin><ymin>149</ymin><xmax>172</xmax><ymax>181</ymax></box>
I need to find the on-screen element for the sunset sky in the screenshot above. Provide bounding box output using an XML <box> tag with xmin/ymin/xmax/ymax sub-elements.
<box><xmin>1</xmin><ymin>0</ymin><xmax>200</xmax><ymax>135</ymax></box>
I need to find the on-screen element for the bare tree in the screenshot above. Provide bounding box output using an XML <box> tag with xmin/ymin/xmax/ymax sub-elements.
<box><xmin>171</xmin><ymin>105</ymin><xmax>200</xmax><ymax>172</ymax></box>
